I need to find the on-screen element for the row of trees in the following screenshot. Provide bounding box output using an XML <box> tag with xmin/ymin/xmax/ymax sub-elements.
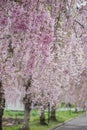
<box><xmin>0</xmin><ymin>0</ymin><xmax>87</xmax><ymax>130</ymax></box>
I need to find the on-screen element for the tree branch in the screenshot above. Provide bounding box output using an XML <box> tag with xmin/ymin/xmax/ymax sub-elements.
<box><xmin>74</xmin><ymin>20</ymin><xmax>84</xmax><ymax>29</ymax></box>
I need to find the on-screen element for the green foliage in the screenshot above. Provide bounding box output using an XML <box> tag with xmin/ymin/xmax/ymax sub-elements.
<box><xmin>31</xmin><ymin>109</ymin><xmax>38</xmax><ymax>116</ymax></box>
<box><xmin>60</xmin><ymin>102</ymin><xmax>66</xmax><ymax>107</ymax></box>
<box><xmin>47</xmin><ymin>5</ymin><xmax>51</xmax><ymax>11</ymax></box>
<box><xmin>4</xmin><ymin>110</ymin><xmax>24</xmax><ymax>118</ymax></box>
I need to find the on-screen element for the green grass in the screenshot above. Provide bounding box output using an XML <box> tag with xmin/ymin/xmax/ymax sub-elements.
<box><xmin>3</xmin><ymin>110</ymin><xmax>24</xmax><ymax>118</ymax></box>
<box><xmin>3</xmin><ymin>110</ymin><xmax>84</xmax><ymax>130</ymax></box>
<box><xmin>3</xmin><ymin>125</ymin><xmax>22</xmax><ymax>130</ymax></box>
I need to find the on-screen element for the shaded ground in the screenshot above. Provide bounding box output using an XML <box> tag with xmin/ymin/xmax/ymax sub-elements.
<box><xmin>56</xmin><ymin>114</ymin><xmax>87</xmax><ymax>130</ymax></box>
<box><xmin>3</xmin><ymin>118</ymin><xmax>23</xmax><ymax>127</ymax></box>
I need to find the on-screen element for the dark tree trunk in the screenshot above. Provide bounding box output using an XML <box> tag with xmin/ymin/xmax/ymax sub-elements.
<box><xmin>48</xmin><ymin>103</ymin><xmax>50</xmax><ymax>124</ymax></box>
<box><xmin>50</xmin><ymin>106</ymin><xmax>57</xmax><ymax>121</ymax></box>
<box><xmin>0</xmin><ymin>109</ymin><xmax>3</xmax><ymax>130</ymax></box>
<box><xmin>22</xmin><ymin>78</ymin><xmax>32</xmax><ymax>130</ymax></box>
<box><xmin>22</xmin><ymin>102</ymin><xmax>31</xmax><ymax>130</ymax></box>
<box><xmin>83</xmin><ymin>105</ymin><xmax>86</xmax><ymax>112</ymax></box>
<box><xmin>0</xmin><ymin>81</ymin><xmax>5</xmax><ymax>130</ymax></box>
<box><xmin>75</xmin><ymin>107</ymin><xmax>78</xmax><ymax>113</ymax></box>
<box><xmin>40</xmin><ymin>109</ymin><xmax>47</xmax><ymax>125</ymax></box>
<box><xmin>0</xmin><ymin>112</ymin><xmax>2</xmax><ymax>130</ymax></box>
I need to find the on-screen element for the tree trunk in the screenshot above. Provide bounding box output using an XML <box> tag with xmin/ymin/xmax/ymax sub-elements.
<box><xmin>50</xmin><ymin>106</ymin><xmax>57</xmax><ymax>121</ymax></box>
<box><xmin>83</xmin><ymin>106</ymin><xmax>86</xmax><ymax>112</ymax></box>
<box><xmin>22</xmin><ymin>78</ymin><xmax>32</xmax><ymax>130</ymax></box>
<box><xmin>40</xmin><ymin>110</ymin><xmax>47</xmax><ymax>125</ymax></box>
<box><xmin>22</xmin><ymin>102</ymin><xmax>31</xmax><ymax>130</ymax></box>
<box><xmin>0</xmin><ymin>81</ymin><xmax>5</xmax><ymax>130</ymax></box>
<box><xmin>0</xmin><ymin>111</ymin><xmax>2</xmax><ymax>130</ymax></box>
<box><xmin>75</xmin><ymin>107</ymin><xmax>78</xmax><ymax>113</ymax></box>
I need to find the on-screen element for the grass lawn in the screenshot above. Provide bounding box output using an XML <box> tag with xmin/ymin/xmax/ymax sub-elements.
<box><xmin>3</xmin><ymin>109</ymin><xmax>84</xmax><ymax>130</ymax></box>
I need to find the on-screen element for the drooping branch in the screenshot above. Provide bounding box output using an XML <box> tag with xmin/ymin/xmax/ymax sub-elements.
<box><xmin>74</xmin><ymin>20</ymin><xmax>84</xmax><ymax>29</ymax></box>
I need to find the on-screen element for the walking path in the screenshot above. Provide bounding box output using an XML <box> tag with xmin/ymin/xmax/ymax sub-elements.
<box><xmin>56</xmin><ymin>114</ymin><xmax>87</xmax><ymax>130</ymax></box>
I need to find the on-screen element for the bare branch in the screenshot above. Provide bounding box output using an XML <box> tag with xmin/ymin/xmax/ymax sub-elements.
<box><xmin>74</xmin><ymin>20</ymin><xmax>84</xmax><ymax>29</ymax></box>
